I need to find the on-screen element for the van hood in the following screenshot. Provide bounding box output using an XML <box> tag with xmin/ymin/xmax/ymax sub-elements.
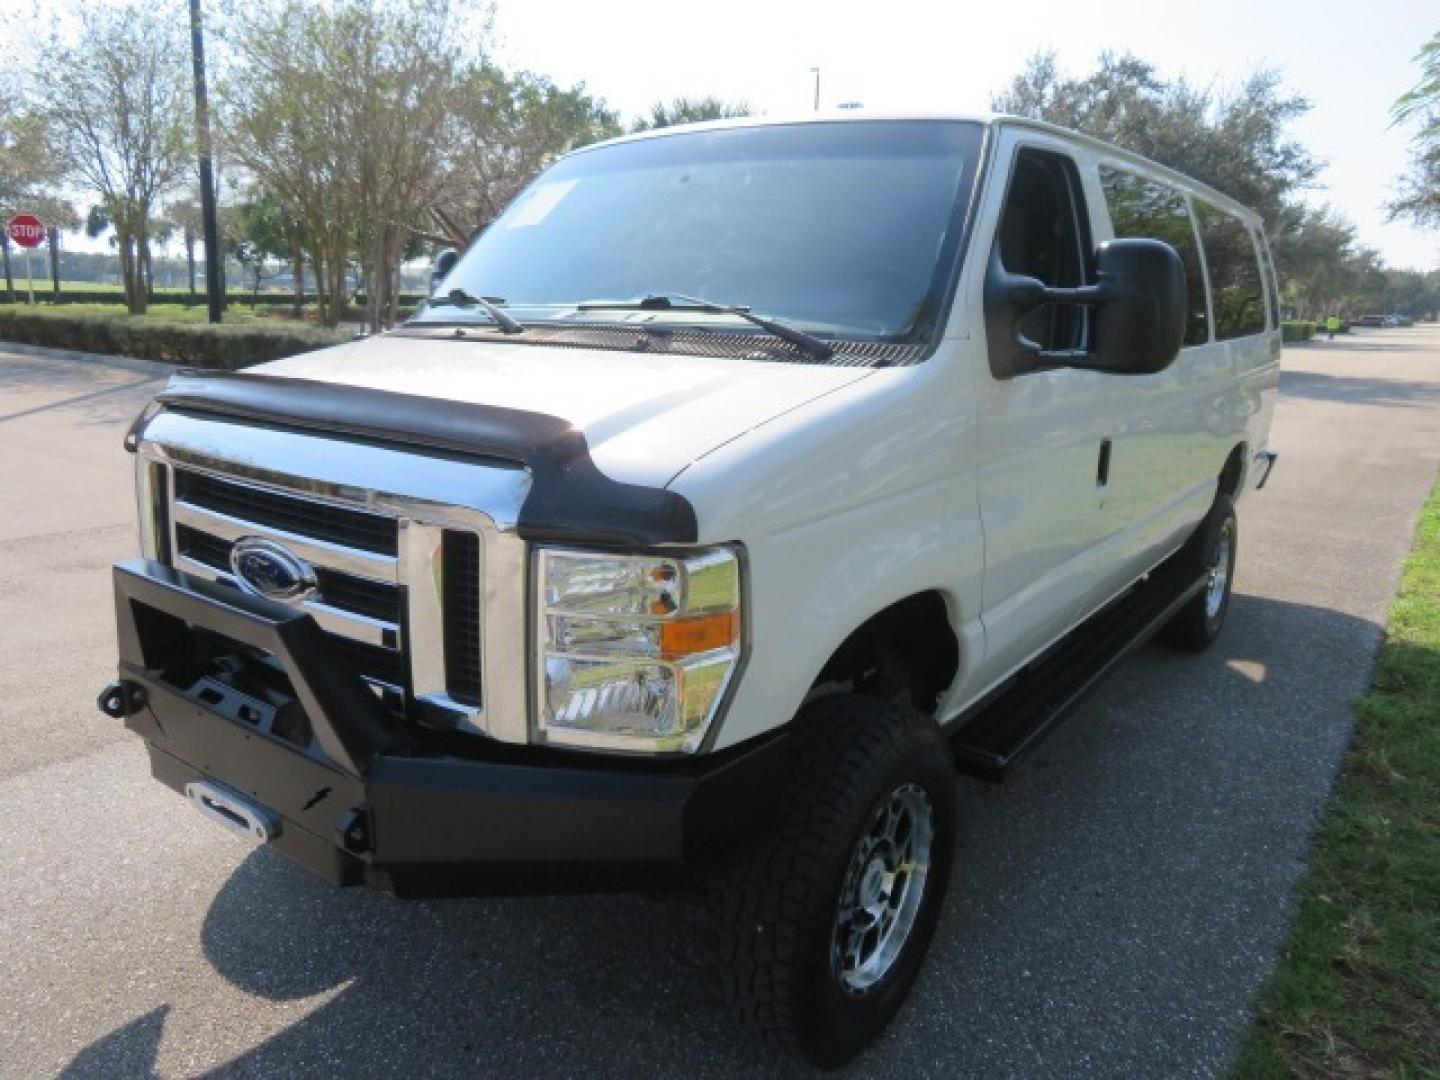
<box><xmin>256</xmin><ymin>333</ymin><xmax>874</xmax><ymax>487</ymax></box>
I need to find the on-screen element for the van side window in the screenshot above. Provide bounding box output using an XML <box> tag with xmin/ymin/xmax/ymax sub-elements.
<box><xmin>995</xmin><ymin>148</ymin><xmax>1091</xmax><ymax>353</ymax></box>
<box><xmin>1194</xmin><ymin>201</ymin><xmax>1267</xmax><ymax>339</ymax></box>
<box><xmin>1256</xmin><ymin>232</ymin><xmax>1281</xmax><ymax>329</ymax></box>
<box><xmin>1099</xmin><ymin>166</ymin><xmax>1209</xmax><ymax>346</ymax></box>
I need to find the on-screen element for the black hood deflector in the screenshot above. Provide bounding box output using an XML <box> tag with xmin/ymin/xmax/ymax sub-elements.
<box><xmin>135</xmin><ymin>370</ymin><xmax>698</xmax><ymax>547</ymax></box>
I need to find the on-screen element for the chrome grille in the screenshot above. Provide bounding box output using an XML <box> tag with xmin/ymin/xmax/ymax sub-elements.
<box><xmin>135</xmin><ymin>409</ymin><xmax>535</xmax><ymax>745</ymax></box>
<box><xmin>175</xmin><ymin>469</ymin><xmax>398</xmax><ymax>554</ymax></box>
<box><xmin>170</xmin><ymin>473</ymin><xmax>406</xmax><ymax>697</ymax></box>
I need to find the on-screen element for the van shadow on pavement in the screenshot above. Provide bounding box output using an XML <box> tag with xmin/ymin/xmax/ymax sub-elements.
<box><xmin>59</xmin><ymin>593</ymin><xmax>1390</xmax><ymax>1079</ymax></box>
<box><xmin>1279</xmin><ymin>368</ymin><xmax>1440</xmax><ymax>409</ymax></box>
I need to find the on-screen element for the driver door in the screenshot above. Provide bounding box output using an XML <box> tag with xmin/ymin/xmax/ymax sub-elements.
<box><xmin>971</xmin><ymin>132</ymin><xmax>1113</xmax><ymax>689</ymax></box>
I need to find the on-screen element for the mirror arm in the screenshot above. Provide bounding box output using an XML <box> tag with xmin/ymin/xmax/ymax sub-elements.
<box><xmin>998</xmin><ymin>278</ymin><xmax>1115</xmax><ymax>372</ymax></box>
<box><xmin>1033</xmin><ymin>346</ymin><xmax>1092</xmax><ymax>365</ymax></box>
<box><xmin>1007</xmin><ymin>280</ymin><xmax>1112</xmax><ymax>310</ymax></box>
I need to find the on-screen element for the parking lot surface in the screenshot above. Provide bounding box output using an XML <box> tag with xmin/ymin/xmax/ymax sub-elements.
<box><xmin>2</xmin><ymin>329</ymin><xmax>1439</xmax><ymax>1078</ymax></box>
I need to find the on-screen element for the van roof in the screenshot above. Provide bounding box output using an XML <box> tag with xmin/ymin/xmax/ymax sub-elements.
<box><xmin>580</xmin><ymin>111</ymin><xmax>1263</xmax><ymax>225</ymax></box>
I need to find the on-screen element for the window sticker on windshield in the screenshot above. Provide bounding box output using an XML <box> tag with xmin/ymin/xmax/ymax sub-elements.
<box><xmin>502</xmin><ymin>180</ymin><xmax>577</xmax><ymax>229</ymax></box>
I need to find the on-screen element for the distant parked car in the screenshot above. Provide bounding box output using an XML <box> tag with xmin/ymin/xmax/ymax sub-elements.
<box><xmin>1358</xmin><ymin>314</ymin><xmax>1385</xmax><ymax>327</ymax></box>
<box><xmin>1386</xmin><ymin>313</ymin><xmax>1413</xmax><ymax>328</ymax></box>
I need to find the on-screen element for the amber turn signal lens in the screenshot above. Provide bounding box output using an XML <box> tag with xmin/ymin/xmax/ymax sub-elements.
<box><xmin>659</xmin><ymin>611</ymin><xmax>738</xmax><ymax>658</ymax></box>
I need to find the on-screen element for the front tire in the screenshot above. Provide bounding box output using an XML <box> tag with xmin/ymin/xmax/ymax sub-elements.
<box><xmin>1158</xmin><ymin>494</ymin><xmax>1238</xmax><ymax>651</ymax></box>
<box><xmin>708</xmin><ymin>695</ymin><xmax>956</xmax><ymax>1068</ymax></box>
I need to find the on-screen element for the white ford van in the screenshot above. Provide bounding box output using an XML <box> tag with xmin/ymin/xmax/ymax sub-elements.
<box><xmin>99</xmin><ymin>113</ymin><xmax>1279</xmax><ymax>1066</ymax></box>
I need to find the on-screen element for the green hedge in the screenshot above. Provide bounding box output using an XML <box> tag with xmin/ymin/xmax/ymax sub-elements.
<box><xmin>0</xmin><ymin>310</ymin><xmax>349</xmax><ymax>368</ymax></box>
<box><xmin>2</xmin><ymin>289</ymin><xmax>323</xmax><ymax>307</ymax></box>
<box><xmin>2</xmin><ymin>288</ymin><xmax>429</xmax><ymax>310</ymax></box>
<box><xmin>1281</xmin><ymin>320</ymin><xmax>1317</xmax><ymax>343</ymax></box>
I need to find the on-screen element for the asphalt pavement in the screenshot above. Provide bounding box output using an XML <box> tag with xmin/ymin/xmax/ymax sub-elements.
<box><xmin>2</xmin><ymin>328</ymin><xmax>1439</xmax><ymax>1078</ymax></box>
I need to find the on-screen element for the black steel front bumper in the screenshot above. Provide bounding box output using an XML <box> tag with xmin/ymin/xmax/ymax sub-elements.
<box><xmin>105</xmin><ymin>559</ymin><xmax>788</xmax><ymax>896</ymax></box>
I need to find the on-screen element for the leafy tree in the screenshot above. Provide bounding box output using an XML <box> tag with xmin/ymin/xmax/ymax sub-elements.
<box><xmin>1380</xmin><ymin>268</ymin><xmax>1440</xmax><ymax>318</ymax></box>
<box><xmin>995</xmin><ymin>52</ymin><xmax>1318</xmax><ymax>267</ymax></box>
<box><xmin>1391</xmin><ymin>31</ymin><xmax>1440</xmax><ymax>128</ymax></box>
<box><xmin>223</xmin><ymin>189</ymin><xmax>312</xmax><ymax>310</ymax></box>
<box><xmin>989</xmin><ymin>51</ymin><xmax>1418</xmax><ymax>312</ymax></box>
<box><xmin>0</xmin><ymin>79</ymin><xmax>63</xmax><ymax>215</ymax></box>
<box><xmin>430</xmin><ymin>65</ymin><xmax>621</xmax><ymax>242</ymax></box>
<box><xmin>631</xmin><ymin>96</ymin><xmax>753</xmax><ymax>132</ymax></box>
<box><xmin>162</xmin><ymin>198</ymin><xmax>204</xmax><ymax>297</ymax></box>
<box><xmin>1388</xmin><ymin>32</ymin><xmax>1440</xmax><ymax>236</ymax></box>
<box><xmin>221</xmin><ymin>0</ymin><xmax>485</xmax><ymax>329</ymax></box>
<box><xmin>2</xmin><ymin>75</ymin><xmax>73</xmax><ymax>301</ymax></box>
<box><xmin>34</xmin><ymin>5</ymin><xmax>191</xmax><ymax>313</ymax></box>
<box><xmin>1388</xmin><ymin>142</ymin><xmax>1440</xmax><ymax>234</ymax></box>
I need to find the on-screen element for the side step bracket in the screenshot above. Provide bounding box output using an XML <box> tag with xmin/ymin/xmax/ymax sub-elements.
<box><xmin>949</xmin><ymin>553</ymin><xmax>1208</xmax><ymax>781</ymax></box>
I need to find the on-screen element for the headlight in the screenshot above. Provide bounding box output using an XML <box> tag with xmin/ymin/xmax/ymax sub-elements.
<box><xmin>535</xmin><ymin>546</ymin><xmax>743</xmax><ymax>753</ymax></box>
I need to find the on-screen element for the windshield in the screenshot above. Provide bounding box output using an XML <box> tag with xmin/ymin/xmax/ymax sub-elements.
<box><xmin>418</xmin><ymin>120</ymin><xmax>984</xmax><ymax>343</ymax></box>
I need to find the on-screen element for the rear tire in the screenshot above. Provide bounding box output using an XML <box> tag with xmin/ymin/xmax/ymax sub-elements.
<box><xmin>1158</xmin><ymin>494</ymin><xmax>1237</xmax><ymax>652</ymax></box>
<box><xmin>707</xmin><ymin>695</ymin><xmax>956</xmax><ymax>1068</ymax></box>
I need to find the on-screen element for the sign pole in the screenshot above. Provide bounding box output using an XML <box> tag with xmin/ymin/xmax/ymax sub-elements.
<box><xmin>1</xmin><ymin>235</ymin><xmax>12</xmax><ymax>303</ymax></box>
<box><xmin>23</xmin><ymin>245</ymin><xmax>33</xmax><ymax>305</ymax></box>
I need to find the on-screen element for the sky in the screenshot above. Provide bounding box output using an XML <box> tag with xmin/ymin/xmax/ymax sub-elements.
<box><xmin>492</xmin><ymin>0</ymin><xmax>1438</xmax><ymax>270</ymax></box>
<box><xmin>9</xmin><ymin>0</ymin><xmax>1436</xmax><ymax>269</ymax></box>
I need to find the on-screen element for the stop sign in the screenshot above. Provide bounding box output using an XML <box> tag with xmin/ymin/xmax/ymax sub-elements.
<box><xmin>6</xmin><ymin>214</ymin><xmax>46</xmax><ymax>249</ymax></box>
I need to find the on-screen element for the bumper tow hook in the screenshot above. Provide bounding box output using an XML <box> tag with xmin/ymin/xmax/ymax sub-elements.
<box><xmin>97</xmin><ymin>680</ymin><xmax>147</xmax><ymax>719</ymax></box>
<box><xmin>337</xmin><ymin>807</ymin><xmax>372</xmax><ymax>855</ymax></box>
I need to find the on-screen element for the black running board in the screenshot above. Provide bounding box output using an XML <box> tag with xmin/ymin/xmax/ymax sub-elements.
<box><xmin>949</xmin><ymin>553</ymin><xmax>1207</xmax><ymax>781</ymax></box>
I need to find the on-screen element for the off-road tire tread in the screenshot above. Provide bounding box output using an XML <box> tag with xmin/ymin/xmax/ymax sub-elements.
<box><xmin>1158</xmin><ymin>493</ymin><xmax>1237</xmax><ymax>651</ymax></box>
<box><xmin>706</xmin><ymin>696</ymin><xmax>950</xmax><ymax>1065</ymax></box>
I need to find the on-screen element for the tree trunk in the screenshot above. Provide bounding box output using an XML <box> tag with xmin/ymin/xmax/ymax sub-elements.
<box><xmin>139</xmin><ymin>225</ymin><xmax>154</xmax><ymax>304</ymax></box>
<box><xmin>119</xmin><ymin>233</ymin><xmax>145</xmax><ymax>315</ymax></box>
<box><xmin>186</xmin><ymin>228</ymin><xmax>197</xmax><ymax>298</ymax></box>
<box><xmin>310</xmin><ymin>248</ymin><xmax>328</xmax><ymax>325</ymax></box>
<box><xmin>330</xmin><ymin>253</ymin><xmax>345</xmax><ymax>326</ymax></box>
<box><xmin>386</xmin><ymin>230</ymin><xmax>402</xmax><ymax>328</ymax></box>
<box><xmin>215</xmin><ymin>232</ymin><xmax>227</xmax><ymax>311</ymax></box>
<box><xmin>2</xmin><ymin>235</ymin><xmax>13</xmax><ymax>302</ymax></box>
<box><xmin>291</xmin><ymin>245</ymin><xmax>303</xmax><ymax>318</ymax></box>
<box><xmin>118</xmin><ymin>240</ymin><xmax>130</xmax><ymax>311</ymax></box>
<box><xmin>364</xmin><ymin>231</ymin><xmax>381</xmax><ymax>333</ymax></box>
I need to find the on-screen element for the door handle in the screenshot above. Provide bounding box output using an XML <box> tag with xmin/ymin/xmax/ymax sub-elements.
<box><xmin>1097</xmin><ymin>438</ymin><xmax>1113</xmax><ymax>488</ymax></box>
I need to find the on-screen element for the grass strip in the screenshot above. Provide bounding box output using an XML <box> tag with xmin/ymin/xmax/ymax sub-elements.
<box><xmin>1234</xmin><ymin>477</ymin><xmax>1440</xmax><ymax>1078</ymax></box>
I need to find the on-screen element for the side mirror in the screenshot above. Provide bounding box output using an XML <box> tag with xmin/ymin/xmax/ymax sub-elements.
<box><xmin>984</xmin><ymin>238</ymin><xmax>1186</xmax><ymax>378</ymax></box>
<box><xmin>429</xmin><ymin>247</ymin><xmax>459</xmax><ymax>295</ymax></box>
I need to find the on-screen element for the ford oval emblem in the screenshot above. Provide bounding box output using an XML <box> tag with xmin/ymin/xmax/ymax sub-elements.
<box><xmin>229</xmin><ymin>537</ymin><xmax>317</xmax><ymax>602</ymax></box>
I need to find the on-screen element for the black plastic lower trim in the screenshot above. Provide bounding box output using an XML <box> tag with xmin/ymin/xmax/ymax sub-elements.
<box><xmin>949</xmin><ymin>546</ymin><xmax>1208</xmax><ymax>780</ymax></box>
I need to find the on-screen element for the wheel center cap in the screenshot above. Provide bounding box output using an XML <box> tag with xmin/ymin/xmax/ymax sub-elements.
<box><xmin>860</xmin><ymin>857</ymin><xmax>888</xmax><ymax>907</ymax></box>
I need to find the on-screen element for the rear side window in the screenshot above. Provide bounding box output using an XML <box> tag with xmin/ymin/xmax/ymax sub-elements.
<box><xmin>1100</xmin><ymin>166</ymin><xmax>1209</xmax><ymax>346</ymax></box>
<box><xmin>1194</xmin><ymin>201</ymin><xmax>1267</xmax><ymax>339</ymax></box>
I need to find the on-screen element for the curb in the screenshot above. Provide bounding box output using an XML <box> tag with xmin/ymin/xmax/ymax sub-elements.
<box><xmin>0</xmin><ymin>340</ymin><xmax>179</xmax><ymax>378</ymax></box>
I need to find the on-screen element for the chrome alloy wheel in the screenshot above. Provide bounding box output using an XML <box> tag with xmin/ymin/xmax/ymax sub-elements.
<box><xmin>1205</xmin><ymin>519</ymin><xmax>1235</xmax><ymax>620</ymax></box>
<box><xmin>831</xmin><ymin>782</ymin><xmax>935</xmax><ymax>995</ymax></box>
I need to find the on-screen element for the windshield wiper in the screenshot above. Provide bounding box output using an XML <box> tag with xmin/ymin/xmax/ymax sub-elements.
<box><xmin>425</xmin><ymin>288</ymin><xmax>524</xmax><ymax>334</ymax></box>
<box><xmin>576</xmin><ymin>293</ymin><xmax>833</xmax><ymax>360</ymax></box>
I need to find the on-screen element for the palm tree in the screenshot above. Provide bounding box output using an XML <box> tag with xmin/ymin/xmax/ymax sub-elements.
<box><xmin>163</xmin><ymin>198</ymin><xmax>204</xmax><ymax>297</ymax></box>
